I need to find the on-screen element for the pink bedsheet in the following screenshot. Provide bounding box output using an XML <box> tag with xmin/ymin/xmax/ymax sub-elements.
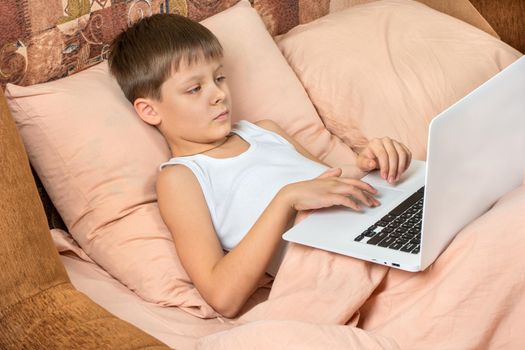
<box><xmin>58</xmin><ymin>255</ymin><xmax>234</xmax><ymax>348</ymax></box>
<box><xmin>54</xmin><ymin>230</ymin><xmax>267</xmax><ymax>349</ymax></box>
<box><xmin>197</xmin><ymin>184</ymin><xmax>525</xmax><ymax>349</ymax></box>
<box><xmin>56</xmin><ymin>183</ymin><xmax>525</xmax><ymax>349</ymax></box>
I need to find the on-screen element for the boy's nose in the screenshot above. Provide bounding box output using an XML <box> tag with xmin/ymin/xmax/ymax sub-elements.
<box><xmin>211</xmin><ymin>86</ymin><xmax>226</xmax><ymax>105</ymax></box>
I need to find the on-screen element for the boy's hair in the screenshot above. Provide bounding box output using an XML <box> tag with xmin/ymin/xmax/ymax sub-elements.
<box><xmin>108</xmin><ymin>14</ymin><xmax>223</xmax><ymax>103</ymax></box>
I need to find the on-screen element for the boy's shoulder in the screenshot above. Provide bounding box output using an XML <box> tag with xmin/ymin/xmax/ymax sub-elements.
<box><xmin>249</xmin><ymin>119</ymin><xmax>290</xmax><ymax>141</ymax></box>
<box><xmin>252</xmin><ymin>119</ymin><xmax>279</xmax><ymax>130</ymax></box>
<box><xmin>157</xmin><ymin>163</ymin><xmax>195</xmax><ymax>190</ymax></box>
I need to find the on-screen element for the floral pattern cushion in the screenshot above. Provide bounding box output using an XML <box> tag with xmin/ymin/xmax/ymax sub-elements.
<box><xmin>0</xmin><ymin>0</ymin><xmax>332</xmax><ymax>88</ymax></box>
<box><xmin>0</xmin><ymin>0</ymin><xmax>239</xmax><ymax>87</ymax></box>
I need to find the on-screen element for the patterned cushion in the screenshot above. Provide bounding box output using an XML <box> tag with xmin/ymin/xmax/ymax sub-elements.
<box><xmin>0</xmin><ymin>0</ymin><xmax>240</xmax><ymax>87</ymax></box>
<box><xmin>0</xmin><ymin>0</ymin><xmax>333</xmax><ymax>88</ymax></box>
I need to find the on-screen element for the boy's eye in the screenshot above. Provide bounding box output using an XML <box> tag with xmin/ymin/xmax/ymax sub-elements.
<box><xmin>216</xmin><ymin>75</ymin><xmax>226</xmax><ymax>82</ymax></box>
<box><xmin>187</xmin><ymin>86</ymin><xmax>201</xmax><ymax>94</ymax></box>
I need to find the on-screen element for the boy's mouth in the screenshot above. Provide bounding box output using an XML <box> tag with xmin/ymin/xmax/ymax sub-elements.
<box><xmin>214</xmin><ymin>110</ymin><xmax>229</xmax><ymax>121</ymax></box>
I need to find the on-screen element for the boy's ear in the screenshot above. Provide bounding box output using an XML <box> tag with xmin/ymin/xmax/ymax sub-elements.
<box><xmin>134</xmin><ymin>98</ymin><xmax>161</xmax><ymax>126</ymax></box>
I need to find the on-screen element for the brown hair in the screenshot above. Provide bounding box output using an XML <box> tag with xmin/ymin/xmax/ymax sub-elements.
<box><xmin>108</xmin><ymin>14</ymin><xmax>223</xmax><ymax>103</ymax></box>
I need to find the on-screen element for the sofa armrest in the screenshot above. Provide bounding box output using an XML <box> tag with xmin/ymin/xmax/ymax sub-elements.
<box><xmin>417</xmin><ymin>0</ymin><xmax>499</xmax><ymax>38</ymax></box>
<box><xmin>0</xmin><ymin>90</ymin><xmax>170</xmax><ymax>349</ymax></box>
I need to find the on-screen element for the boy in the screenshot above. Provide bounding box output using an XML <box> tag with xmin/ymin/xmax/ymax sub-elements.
<box><xmin>109</xmin><ymin>13</ymin><xmax>411</xmax><ymax>317</ymax></box>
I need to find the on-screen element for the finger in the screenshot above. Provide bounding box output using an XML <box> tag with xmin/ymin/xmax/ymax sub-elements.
<box><xmin>335</xmin><ymin>178</ymin><xmax>378</xmax><ymax>195</ymax></box>
<box><xmin>357</xmin><ymin>150</ymin><xmax>377</xmax><ymax>171</ymax></box>
<box><xmin>365</xmin><ymin>192</ymin><xmax>381</xmax><ymax>207</ymax></box>
<box><xmin>382</xmin><ymin>138</ymin><xmax>398</xmax><ymax>183</ymax></box>
<box><xmin>331</xmin><ymin>194</ymin><xmax>363</xmax><ymax>212</ymax></box>
<box><xmin>369</xmin><ymin>140</ymin><xmax>389</xmax><ymax>180</ymax></box>
<box><xmin>393</xmin><ymin>142</ymin><xmax>407</xmax><ymax>181</ymax></box>
<box><xmin>348</xmin><ymin>188</ymin><xmax>376</xmax><ymax>207</ymax></box>
<box><xmin>331</xmin><ymin>182</ymin><xmax>375</xmax><ymax>207</ymax></box>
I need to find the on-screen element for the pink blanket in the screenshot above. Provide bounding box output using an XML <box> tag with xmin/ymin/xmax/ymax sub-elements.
<box><xmin>197</xmin><ymin>184</ymin><xmax>525</xmax><ymax>349</ymax></box>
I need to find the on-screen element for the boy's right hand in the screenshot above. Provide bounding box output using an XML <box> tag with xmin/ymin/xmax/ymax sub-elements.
<box><xmin>280</xmin><ymin>168</ymin><xmax>380</xmax><ymax>215</ymax></box>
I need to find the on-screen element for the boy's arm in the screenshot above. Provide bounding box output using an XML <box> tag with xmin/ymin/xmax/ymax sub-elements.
<box><xmin>256</xmin><ymin>119</ymin><xmax>412</xmax><ymax>183</ymax></box>
<box><xmin>156</xmin><ymin>165</ymin><xmax>295</xmax><ymax>318</ymax></box>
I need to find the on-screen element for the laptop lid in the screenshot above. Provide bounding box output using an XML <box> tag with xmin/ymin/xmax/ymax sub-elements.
<box><xmin>420</xmin><ymin>56</ymin><xmax>525</xmax><ymax>269</ymax></box>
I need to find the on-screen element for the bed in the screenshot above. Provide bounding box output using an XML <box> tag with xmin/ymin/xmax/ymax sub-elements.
<box><xmin>2</xmin><ymin>0</ymin><xmax>524</xmax><ymax>349</ymax></box>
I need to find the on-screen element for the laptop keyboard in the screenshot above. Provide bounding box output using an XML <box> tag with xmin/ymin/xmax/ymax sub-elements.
<box><xmin>354</xmin><ymin>186</ymin><xmax>424</xmax><ymax>254</ymax></box>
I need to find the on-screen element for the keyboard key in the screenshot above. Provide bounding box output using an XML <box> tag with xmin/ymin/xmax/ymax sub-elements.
<box><xmin>378</xmin><ymin>237</ymin><xmax>396</xmax><ymax>247</ymax></box>
<box><xmin>372</xmin><ymin>226</ymin><xmax>383</xmax><ymax>233</ymax></box>
<box><xmin>367</xmin><ymin>231</ymin><xmax>389</xmax><ymax>245</ymax></box>
<box><xmin>381</xmin><ymin>214</ymin><xmax>396</xmax><ymax>222</ymax></box>
<box><xmin>401</xmin><ymin>243</ymin><xmax>417</xmax><ymax>252</ymax></box>
<box><xmin>392</xmin><ymin>219</ymin><xmax>404</xmax><ymax>227</ymax></box>
<box><xmin>401</xmin><ymin>211</ymin><xmax>413</xmax><ymax>218</ymax></box>
<box><xmin>401</xmin><ymin>223</ymin><xmax>412</xmax><ymax>230</ymax></box>
<box><xmin>390</xmin><ymin>242</ymin><xmax>405</xmax><ymax>250</ymax></box>
<box><xmin>412</xmin><ymin>245</ymin><xmax>421</xmax><ymax>254</ymax></box>
<box><xmin>410</xmin><ymin>237</ymin><xmax>421</xmax><ymax>245</ymax></box>
<box><xmin>382</xmin><ymin>226</ymin><xmax>394</xmax><ymax>233</ymax></box>
<box><xmin>354</xmin><ymin>234</ymin><xmax>365</xmax><ymax>242</ymax></box>
<box><xmin>408</xmin><ymin>217</ymin><xmax>419</xmax><ymax>225</ymax></box>
<box><xmin>363</xmin><ymin>229</ymin><xmax>376</xmax><ymax>237</ymax></box>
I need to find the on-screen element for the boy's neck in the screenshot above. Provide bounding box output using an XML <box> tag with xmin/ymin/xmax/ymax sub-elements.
<box><xmin>171</xmin><ymin>134</ymin><xmax>231</xmax><ymax>158</ymax></box>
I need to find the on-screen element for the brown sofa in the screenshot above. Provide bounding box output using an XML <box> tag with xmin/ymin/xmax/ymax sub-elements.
<box><xmin>0</xmin><ymin>91</ymin><xmax>170</xmax><ymax>349</ymax></box>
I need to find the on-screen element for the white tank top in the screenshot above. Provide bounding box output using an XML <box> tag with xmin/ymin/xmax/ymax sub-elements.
<box><xmin>159</xmin><ymin>120</ymin><xmax>328</xmax><ymax>256</ymax></box>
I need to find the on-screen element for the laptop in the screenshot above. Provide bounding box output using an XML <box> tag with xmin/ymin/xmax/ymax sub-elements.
<box><xmin>283</xmin><ymin>56</ymin><xmax>525</xmax><ymax>272</ymax></box>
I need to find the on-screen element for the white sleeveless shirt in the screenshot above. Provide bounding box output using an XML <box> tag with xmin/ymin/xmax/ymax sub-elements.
<box><xmin>159</xmin><ymin>120</ymin><xmax>328</xmax><ymax>255</ymax></box>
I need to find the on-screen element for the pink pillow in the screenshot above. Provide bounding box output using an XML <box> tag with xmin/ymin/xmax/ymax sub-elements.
<box><xmin>276</xmin><ymin>0</ymin><xmax>522</xmax><ymax>160</ymax></box>
<box><xmin>5</xmin><ymin>0</ymin><xmax>357</xmax><ymax>318</ymax></box>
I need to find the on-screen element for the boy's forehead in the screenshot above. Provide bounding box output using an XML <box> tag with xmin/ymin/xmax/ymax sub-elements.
<box><xmin>172</xmin><ymin>58</ymin><xmax>223</xmax><ymax>79</ymax></box>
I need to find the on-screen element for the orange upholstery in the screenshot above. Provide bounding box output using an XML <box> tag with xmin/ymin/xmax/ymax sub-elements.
<box><xmin>0</xmin><ymin>89</ymin><xmax>169</xmax><ymax>349</ymax></box>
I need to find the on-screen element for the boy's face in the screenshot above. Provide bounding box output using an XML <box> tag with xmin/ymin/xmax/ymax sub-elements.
<box><xmin>138</xmin><ymin>56</ymin><xmax>232</xmax><ymax>155</ymax></box>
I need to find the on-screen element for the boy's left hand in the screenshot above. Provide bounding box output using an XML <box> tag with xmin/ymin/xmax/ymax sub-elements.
<box><xmin>356</xmin><ymin>137</ymin><xmax>412</xmax><ymax>184</ymax></box>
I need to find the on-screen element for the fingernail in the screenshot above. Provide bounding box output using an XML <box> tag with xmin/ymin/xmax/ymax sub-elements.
<box><xmin>388</xmin><ymin>176</ymin><xmax>394</xmax><ymax>183</ymax></box>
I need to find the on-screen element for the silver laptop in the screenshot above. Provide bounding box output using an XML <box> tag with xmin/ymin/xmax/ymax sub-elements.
<box><xmin>283</xmin><ymin>56</ymin><xmax>525</xmax><ymax>272</ymax></box>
